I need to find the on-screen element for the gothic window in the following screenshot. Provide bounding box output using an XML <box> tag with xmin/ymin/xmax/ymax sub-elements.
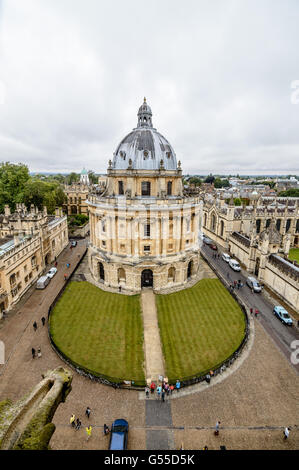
<box><xmin>276</xmin><ymin>219</ymin><xmax>281</xmax><ymax>232</ymax></box>
<box><xmin>220</xmin><ymin>220</ymin><xmax>224</xmax><ymax>237</ymax></box>
<box><xmin>286</xmin><ymin>219</ymin><xmax>291</xmax><ymax>232</ymax></box>
<box><xmin>256</xmin><ymin>219</ymin><xmax>261</xmax><ymax>234</ymax></box>
<box><xmin>266</xmin><ymin>219</ymin><xmax>271</xmax><ymax>228</ymax></box>
<box><xmin>167</xmin><ymin>181</ymin><xmax>172</xmax><ymax>196</ymax></box>
<box><xmin>296</xmin><ymin>219</ymin><xmax>299</xmax><ymax>233</ymax></box>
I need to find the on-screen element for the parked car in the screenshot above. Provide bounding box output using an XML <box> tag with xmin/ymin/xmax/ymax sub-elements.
<box><xmin>36</xmin><ymin>275</ymin><xmax>50</xmax><ymax>289</ymax></box>
<box><xmin>222</xmin><ymin>253</ymin><xmax>231</xmax><ymax>263</ymax></box>
<box><xmin>246</xmin><ymin>276</ymin><xmax>262</xmax><ymax>293</ymax></box>
<box><xmin>273</xmin><ymin>306</ymin><xmax>293</xmax><ymax>326</ymax></box>
<box><xmin>70</xmin><ymin>240</ymin><xmax>77</xmax><ymax>247</ymax></box>
<box><xmin>229</xmin><ymin>259</ymin><xmax>241</xmax><ymax>271</ymax></box>
<box><xmin>47</xmin><ymin>267</ymin><xmax>57</xmax><ymax>279</ymax></box>
<box><xmin>210</xmin><ymin>244</ymin><xmax>217</xmax><ymax>251</ymax></box>
<box><xmin>109</xmin><ymin>419</ymin><xmax>129</xmax><ymax>450</ymax></box>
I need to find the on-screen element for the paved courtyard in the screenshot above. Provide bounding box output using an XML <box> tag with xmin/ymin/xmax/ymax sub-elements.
<box><xmin>0</xmin><ymin>243</ymin><xmax>298</xmax><ymax>450</ymax></box>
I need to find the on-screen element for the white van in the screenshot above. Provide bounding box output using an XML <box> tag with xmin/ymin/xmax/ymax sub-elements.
<box><xmin>36</xmin><ymin>275</ymin><xmax>50</xmax><ymax>289</ymax></box>
<box><xmin>222</xmin><ymin>253</ymin><xmax>231</xmax><ymax>263</ymax></box>
<box><xmin>229</xmin><ymin>259</ymin><xmax>241</xmax><ymax>272</ymax></box>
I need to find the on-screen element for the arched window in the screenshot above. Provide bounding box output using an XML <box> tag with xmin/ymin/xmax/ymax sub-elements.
<box><xmin>118</xmin><ymin>181</ymin><xmax>124</xmax><ymax>195</ymax></box>
<box><xmin>276</xmin><ymin>219</ymin><xmax>281</xmax><ymax>232</ymax></box>
<box><xmin>220</xmin><ymin>220</ymin><xmax>224</xmax><ymax>237</ymax></box>
<box><xmin>167</xmin><ymin>181</ymin><xmax>172</xmax><ymax>196</ymax></box>
<box><xmin>286</xmin><ymin>219</ymin><xmax>291</xmax><ymax>233</ymax></box>
<box><xmin>211</xmin><ymin>214</ymin><xmax>216</xmax><ymax>232</ymax></box>
<box><xmin>256</xmin><ymin>219</ymin><xmax>261</xmax><ymax>234</ymax></box>
<box><xmin>204</xmin><ymin>213</ymin><xmax>207</xmax><ymax>227</ymax></box>
<box><xmin>266</xmin><ymin>219</ymin><xmax>271</xmax><ymax>229</ymax></box>
<box><xmin>296</xmin><ymin>219</ymin><xmax>299</xmax><ymax>233</ymax></box>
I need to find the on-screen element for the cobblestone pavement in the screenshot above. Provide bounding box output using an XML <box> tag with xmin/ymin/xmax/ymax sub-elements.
<box><xmin>0</xmin><ymin>242</ymin><xmax>298</xmax><ymax>450</ymax></box>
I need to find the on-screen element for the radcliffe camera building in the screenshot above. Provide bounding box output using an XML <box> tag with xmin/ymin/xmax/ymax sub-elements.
<box><xmin>88</xmin><ymin>99</ymin><xmax>201</xmax><ymax>292</ymax></box>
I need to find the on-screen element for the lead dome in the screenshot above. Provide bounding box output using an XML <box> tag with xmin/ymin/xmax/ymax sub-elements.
<box><xmin>112</xmin><ymin>98</ymin><xmax>178</xmax><ymax>171</ymax></box>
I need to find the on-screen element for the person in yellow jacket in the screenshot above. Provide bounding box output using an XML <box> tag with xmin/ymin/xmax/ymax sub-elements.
<box><xmin>86</xmin><ymin>425</ymin><xmax>92</xmax><ymax>441</ymax></box>
<box><xmin>70</xmin><ymin>414</ymin><xmax>75</xmax><ymax>427</ymax></box>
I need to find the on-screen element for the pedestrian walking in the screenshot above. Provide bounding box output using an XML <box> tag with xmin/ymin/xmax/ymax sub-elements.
<box><xmin>85</xmin><ymin>407</ymin><xmax>91</xmax><ymax>419</ymax></box>
<box><xmin>31</xmin><ymin>348</ymin><xmax>36</xmax><ymax>359</ymax></box>
<box><xmin>66</xmin><ymin>263</ymin><xmax>70</xmax><ymax>269</ymax></box>
<box><xmin>76</xmin><ymin>418</ymin><xmax>81</xmax><ymax>430</ymax></box>
<box><xmin>156</xmin><ymin>385</ymin><xmax>162</xmax><ymax>398</ymax></box>
<box><xmin>169</xmin><ymin>384</ymin><xmax>174</xmax><ymax>394</ymax></box>
<box><xmin>205</xmin><ymin>373</ymin><xmax>211</xmax><ymax>384</ymax></box>
<box><xmin>41</xmin><ymin>317</ymin><xmax>46</xmax><ymax>326</ymax></box>
<box><xmin>161</xmin><ymin>390</ymin><xmax>165</xmax><ymax>402</ymax></box>
<box><xmin>55</xmin><ymin>261</ymin><xmax>58</xmax><ymax>267</ymax></box>
<box><xmin>255</xmin><ymin>309</ymin><xmax>259</xmax><ymax>317</ymax></box>
<box><xmin>85</xmin><ymin>425</ymin><xmax>92</xmax><ymax>441</ymax></box>
<box><xmin>119</xmin><ymin>285</ymin><xmax>122</xmax><ymax>293</ymax></box>
<box><xmin>37</xmin><ymin>347</ymin><xmax>42</xmax><ymax>358</ymax></box>
<box><xmin>150</xmin><ymin>381</ymin><xmax>156</xmax><ymax>394</ymax></box>
<box><xmin>214</xmin><ymin>420</ymin><xmax>221</xmax><ymax>436</ymax></box>
<box><xmin>103</xmin><ymin>424</ymin><xmax>110</xmax><ymax>435</ymax></box>
<box><xmin>145</xmin><ymin>386</ymin><xmax>150</xmax><ymax>398</ymax></box>
<box><xmin>64</xmin><ymin>274</ymin><xmax>68</xmax><ymax>281</ymax></box>
<box><xmin>176</xmin><ymin>379</ymin><xmax>181</xmax><ymax>392</ymax></box>
<box><xmin>250</xmin><ymin>307</ymin><xmax>253</xmax><ymax>315</ymax></box>
<box><xmin>283</xmin><ymin>427</ymin><xmax>290</xmax><ymax>440</ymax></box>
<box><xmin>33</xmin><ymin>321</ymin><xmax>37</xmax><ymax>331</ymax></box>
<box><xmin>70</xmin><ymin>414</ymin><xmax>76</xmax><ymax>428</ymax></box>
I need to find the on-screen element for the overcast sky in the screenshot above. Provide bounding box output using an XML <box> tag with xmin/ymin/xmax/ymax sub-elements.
<box><xmin>0</xmin><ymin>0</ymin><xmax>298</xmax><ymax>175</ymax></box>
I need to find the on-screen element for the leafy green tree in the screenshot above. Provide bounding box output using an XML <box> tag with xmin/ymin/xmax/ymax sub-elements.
<box><xmin>66</xmin><ymin>172</ymin><xmax>80</xmax><ymax>185</ymax></box>
<box><xmin>0</xmin><ymin>162</ymin><xmax>30</xmax><ymax>213</ymax></box>
<box><xmin>188</xmin><ymin>177</ymin><xmax>202</xmax><ymax>186</ymax></box>
<box><xmin>88</xmin><ymin>171</ymin><xmax>98</xmax><ymax>184</ymax></box>
<box><xmin>204</xmin><ymin>174</ymin><xmax>215</xmax><ymax>184</ymax></box>
<box><xmin>234</xmin><ymin>198</ymin><xmax>242</xmax><ymax>206</ymax></box>
<box><xmin>23</xmin><ymin>180</ymin><xmax>67</xmax><ymax>214</ymax></box>
<box><xmin>278</xmin><ymin>188</ymin><xmax>299</xmax><ymax>197</ymax></box>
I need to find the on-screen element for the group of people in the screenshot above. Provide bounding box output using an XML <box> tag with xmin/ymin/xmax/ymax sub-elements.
<box><xmin>212</xmin><ymin>252</ymin><xmax>220</xmax><ymax>259</ymax></box>
<box><xmin>69</xmin><ymin>408</ymin><xmax>111</xmax><ymax>441</ymax></box>
<box><xmin>230</xmin><ymin>279</ymin><xmax>243</xmax><ymax>291</ymax></box>
<box><xmin>146</xmin><ymin>379</ymin><xmax>181</xmax><ymax>400</ymax></box>
<box><xmin>31</xmin><ymin>317</ymin><xmax>46</xmax><ymax>359</ymax></box>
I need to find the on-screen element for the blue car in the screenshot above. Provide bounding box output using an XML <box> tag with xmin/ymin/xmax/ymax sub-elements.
<box><xmin>273</xmin><ymin>306</ymin><xmax>293</xmax><ymax>326</ymax></box>
<box><xmin>109</xmin><ymin>419</ymin><xmax>129</xmax><ymax>450</ymax></box>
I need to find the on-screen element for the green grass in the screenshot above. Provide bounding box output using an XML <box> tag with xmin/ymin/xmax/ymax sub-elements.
<box><xmin>288</xmin><ymin>248</ymin><xmax>299</xmax><ymax>264</ymax></box>
<box><xmin>156</xmin><ymin>278</ymin><xmax>246</xmax><ymax>382</ymax></box>
<box><xmin>49</xmin><ymin>282</ymin><xmax>145</xmax><ymax>384</ymax></box>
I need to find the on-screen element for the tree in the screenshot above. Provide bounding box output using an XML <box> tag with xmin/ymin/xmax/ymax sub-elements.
<box><xmin>278</xmin><ymin>188</ymin><xmax>299</xmax><ymax>197</ymax></box>
<box><xmin>66</xmin><ymin>172</ymin><xmax>80</xmax><ymax>185</ymax></box>
<box><xmin>188</xmin><ymin>177</ymin><xmax>202</xmax><ymax>186</ymax></box>
<box><xmin>204</xmin><ymin>174</ymin><xmax>215</xmax><ymax>184</ymax></box>
<box><xmin>0</xmin><ymin>162</ymin><xmax>30</xmax><ymax>213</ymax></box>
<box><xmin>88</xmin><ymin>170</ymin><xmax>98</xmax><ymax>185</ymax></box>
<box><xmin>22</xmin><ymin>180</ymin><xmax>67</xmax><ymax>214</ymax></box>
<box><xmin>234</xmin><ymin>198</ymin><xmax>242</xmax><ymax>206</ymax></box>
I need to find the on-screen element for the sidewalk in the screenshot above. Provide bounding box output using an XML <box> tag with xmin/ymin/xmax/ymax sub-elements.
<box><xmin>0</xmin><ymin>240</ymin><xmax>87</xmax><ymax>376</ymax></box>
<box><xmin>141</xmin><ymin>290</ymin><xmax>165</xmax><ymax>386</ymax></box>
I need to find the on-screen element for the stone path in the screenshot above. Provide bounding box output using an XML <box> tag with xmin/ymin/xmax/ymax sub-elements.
<box><xmin>141</xmin><ymin>290</ymin><xmax>165</xmax><ymax>384</ymax></box>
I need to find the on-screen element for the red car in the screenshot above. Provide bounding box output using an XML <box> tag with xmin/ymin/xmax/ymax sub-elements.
<box><xmin>210</xmin><ymin>244</ymin><xmax>218</xmax><ymax>250</ymax></box>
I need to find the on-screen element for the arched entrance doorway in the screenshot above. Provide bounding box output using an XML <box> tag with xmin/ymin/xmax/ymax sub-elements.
<box><xmin>141</xmin><ymin>269</ymin><xmax>153</xmax><ymax>288</ymax></box>
<box><xmin>45</xmin><ymin>253</ymin><xmax>51</xmax><ymax>266</ymax></box>
<box><xmin>98</xmin><ymin>262</ymin><xmax>105</xmax><ymax>282</ymax></box>
<box><xmin>187</xmin><ymin>260</ymin><xmax>193</xmax><ymax>279</ymax></box>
